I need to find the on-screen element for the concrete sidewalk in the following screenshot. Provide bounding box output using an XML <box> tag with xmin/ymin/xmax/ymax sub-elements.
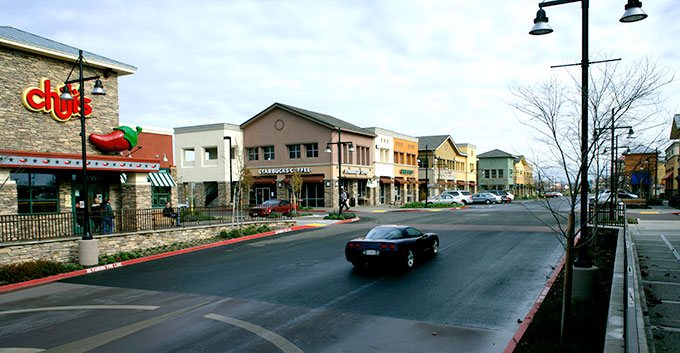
<box><xmin>628</xmin><ymin>217</ymin><xmax>680</xmax><ymax>353</ymax></box>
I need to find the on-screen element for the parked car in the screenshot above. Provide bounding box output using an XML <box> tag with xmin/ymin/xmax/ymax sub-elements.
<box><xmin>470</xmin><ymin>192</ymin><xmax>502</xmax><ymax>204</ymax></box>
<box><xmin>248</xmin><ymin>199</ymin><xmax>298</xmax><ymax>217</ymax></box>
<box><xmin>345</xmin><ymin>225</ymin><xmax>439</xmax><ymax>270</ymax></box>
<box><xmin>427</xmin><ymin>193</ymin><xmax>463</xmax><ymax>205</ymax></box>
<box><xmin>595</xmin><ymin>190</ymin><xmax>639</xmax><ymax>204</ymax></box>
<box><xmin>544</xmin><ymin>191</ymin><xmax>563</xmax><ymax>198</ymax></box>
<box><xmin>441</xmin><ymin>190</ymin><xmax>473</xmax><ymax>205</ymax></box>
<box><xmin>487</xmin><ymin>190</ymin><xmax>513</xmax><ymax>203</ymax></box>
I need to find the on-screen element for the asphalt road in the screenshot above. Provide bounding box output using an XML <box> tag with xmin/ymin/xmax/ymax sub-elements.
<box><xmin>0</xmin><ymin>200</ymin><xmax>567</xmax><ymax>353</ymax></box>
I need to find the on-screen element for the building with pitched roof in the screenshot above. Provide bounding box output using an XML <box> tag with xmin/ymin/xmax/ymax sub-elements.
<box><xmin>240</xmin><ymin>103</ymin><xmax>376</xmax><ymax>208</ymax></box>
<box><xmin>417</xmin><ymin>135</ymin><xmax>473</xmax><ymax>197</ymax></box>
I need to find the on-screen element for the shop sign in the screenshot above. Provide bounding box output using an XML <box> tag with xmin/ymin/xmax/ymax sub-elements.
<box><xmin>400</xmin><ymin>169</ymin><xmax>414</xmax><ymax>175</ymax></box>
<box><xmin>258</xmin><ymin>167</ymin><xmax>311</xmax><ymax>175</ymax></box>
<box><xmin>343</xmin><ymin>169</ymin><xmax>368</xmax><ymax>175</ymax></box>
<box><xmin>22</xmin><ymin>78</ymin><xmax>92</xmax><ymax>122</ymax></box>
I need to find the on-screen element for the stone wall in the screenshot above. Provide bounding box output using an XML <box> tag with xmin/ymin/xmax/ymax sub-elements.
<box><xmin>0</xmin><ymin>220</ymin><xmax>296</xmax><ymax>267</ymax></box>
<box><xmin>0</xmin><ymin>178</ymin><xmax>17</xmax><ymax>215</ymax></box>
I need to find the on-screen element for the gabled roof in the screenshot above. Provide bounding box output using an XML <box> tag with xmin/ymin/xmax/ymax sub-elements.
<box><xmin>241</xmin><ymin>103</ymin><xmax>375</xmax><ymax>137</ymax></box>
<box><xmin>671</xmin><ymin>114</ymin><xmax>680</xmax><ymax>139</ymax></box>
<box><xmin>417</xmin><ymin>135</ymin><xmax>466</xmax><ymax>156</ymax></box>
<box><xmin>478</xmin><ymin>149</ymin><xmax>515</xmax><ymax>159</ymax></box>
<box><xmin>0</xmin><ymin>26</ymin><xmax>136</xmax><ymax>75</ymax></box>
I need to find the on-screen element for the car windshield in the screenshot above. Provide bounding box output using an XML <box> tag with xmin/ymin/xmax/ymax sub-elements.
<box><xmin>461</xmin><ymin>191</ymin><xmax>470</xmax><ymax>195</ymax></box>
<box><xmin>365</xmin><ymin>227</ymin><xmax>403</xmax><ymax>240</ymax></box>
<box><xmin>262</xmin><ymin>200</ymin><xmax>279</xmax><ymax>205</ymax></box>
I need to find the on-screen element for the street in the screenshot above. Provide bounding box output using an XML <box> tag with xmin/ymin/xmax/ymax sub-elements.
<box><xmin>0</xmin><ymin>200</ymin><xmax>566</xmax><ymax>353</ymax></box>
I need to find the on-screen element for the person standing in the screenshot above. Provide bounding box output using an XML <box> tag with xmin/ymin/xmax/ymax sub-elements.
<box><xmin>91</xmin><ymin>197</ymin><xmax>102</xmax><ymax>233</ymax></box>
<box><xmin>101</xmin><ymin>198</ymin><xmax>113</xmax><ymax>234</ymax></box>
<box><xmin>340</xmin><ymin>188</ymin><xmax>350</xmax><ymax>211</ymax></box>
<box><xmin>163</xmin><ymin>202</ymin><xmax>176</xmax><ymax>225</ymax></box>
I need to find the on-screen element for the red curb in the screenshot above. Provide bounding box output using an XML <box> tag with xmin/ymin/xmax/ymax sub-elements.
<box><xmin>503</xmin><ymin>256</ymin><xmax>565</xmax><ymax>353</ymax></box>
<box><xmin>0</xmin><ymin>220</ymin><xmax>359</xmax><ymax>294</ymax></box>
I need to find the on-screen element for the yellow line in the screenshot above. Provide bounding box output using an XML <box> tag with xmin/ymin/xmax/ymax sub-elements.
<box><xmin>428</xmin><ymin>209</ymin><xmax>443</xmax><ymax>212</ymax></box>
<box><xmin>304</xmin><ymin>223</ymin><xmax>326</xmax><ymax>227</ymax></box>
<box><xmin>640</xmin><ymin>212</ymin><xmax>659</xmax><ymax>214</ymax></box>
<box><xmin>372</xmin><ymin>210</ymin><xmax>388</xmax><ymax>213</ymax></box>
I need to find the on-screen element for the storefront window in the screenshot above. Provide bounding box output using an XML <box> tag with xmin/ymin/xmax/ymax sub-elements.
<box><xmin>12</xmin><ymin>172</ymin><xmax>58</xmax><ymax>214</ymax></box>
<box><xmin>288</xmin><ymin>145</ymin><xmax>301</xmax><ymax>159</ymax></box>
<box><xmin>305</xmin><ymin>143</ymin><xmax>318</xmax><ymax>158</ymax></box>
<box><xmin>248</xmin><ymin>148</ymin><xmax>259</xmax><ymax>161</ymax></box>
<box><xmin>152</xmin><ymin>186</ymin><xmax>171</xmax><ymax>208</ymax></box>
<box><xmin>263</xmin><ymin>146</ymin><xmax>275</xmax><ymax>160</ymax></box>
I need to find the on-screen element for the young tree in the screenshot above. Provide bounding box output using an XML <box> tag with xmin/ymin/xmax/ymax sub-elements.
<box><xmin>291</xmin><ymin>169</ymin><xmax>303</xmax><ymax>209</ymax></box>
<box><xmin>509</xmin><ymin>56</ymin><xmax>672</xmax><ymax>340</ymax></box>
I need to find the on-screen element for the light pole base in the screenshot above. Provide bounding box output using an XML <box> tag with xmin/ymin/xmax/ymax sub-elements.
<box><xmin>572</xmin><ymin>265</ymin><xmax>599</xmax><ymax>302</ymax></box>
<box><xmin>79</xmin><ymin>238</ymin><xmax>99</xmax><ymax>266</ymax></box>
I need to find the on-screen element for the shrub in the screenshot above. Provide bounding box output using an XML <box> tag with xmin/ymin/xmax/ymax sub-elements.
<box><xmin>267</xmin><ymin>212</ymin><xmax>283</xmax><ymax>219</ymax></box>
<box><xmin>324</xmin><ymin>212</ymin><xmax>356</xmax><ymax>220</ymax></box>
<box><xmin>0</xmin><ymin>260</ymin><xmax>83</xmax><ymax>284</ymax></box>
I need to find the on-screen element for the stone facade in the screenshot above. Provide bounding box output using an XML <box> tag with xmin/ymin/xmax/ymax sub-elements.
<box><xmin>0</xmin><ymin>178</ymin><xmax>17</xmax><ymax>215</ymax></box>
<box><xmin>0</xmin><ymin>220</ymin><xmax>296</xmax><ymax>267</ymax></box>
<box><xmin>0</xmin><ymin>46</ymin><xmax>121</xmax><ymax>155</ymax></box>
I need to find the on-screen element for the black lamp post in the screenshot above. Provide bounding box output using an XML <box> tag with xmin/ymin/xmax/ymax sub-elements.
<box><xmin>325</xmin><ymin>127</ymin><xmax>354</xmax><ymax>215</ymax></box>
<box><xmin>595</xmin><ymin>108</ymin><xmax>633</xmax><ymax>218</ymax></box>
<box><xmin>60</xmin><ymin>49</ymin><xmax>106</xmax><ymax>240</ymax></box>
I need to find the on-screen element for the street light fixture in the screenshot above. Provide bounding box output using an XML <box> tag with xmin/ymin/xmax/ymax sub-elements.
<box><xmin>595</xmin><ymin>108</ymin><xmax>633</xmax><ymax>216</ymax></box>
<box><xmin>60</xmin><ymin>49</ymin><xmax>106</xmax><ymax>241</ymax></box>
<box><xmin>325</xmin><ymin>127</ymin><xmax>354</xmax><ymax>215</ymax></box>
<box><xmin>528</xmin><ymin>0</ymin><xmax>647</xmax><ymax>262</ymax></box>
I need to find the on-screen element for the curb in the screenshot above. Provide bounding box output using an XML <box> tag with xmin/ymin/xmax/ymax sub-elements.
<box><xmin>0</xmin><ymin>218</ymin><xmax>360</xmax><ymax>294</ymax></box>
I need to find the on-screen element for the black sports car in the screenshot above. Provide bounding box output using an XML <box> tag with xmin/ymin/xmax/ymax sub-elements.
<box><xmin>345</xmin><ymin>225</ymin><xmax>439</xmax><ymax>270</ymax></box>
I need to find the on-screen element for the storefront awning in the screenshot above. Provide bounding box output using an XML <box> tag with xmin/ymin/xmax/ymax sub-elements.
<box><xmin>148</xmin><ymin>172</ymin><xmax>176</xmax><ymax>187</ymax></box>
<box><xmin>394</xmin><ymin>177</ymin><xmax>406</xmax><ymax>184</ymax></box>
<box><xmin>379</xmin><ymin>177</ymin><xmax>393</xmax><ymax>184</ymax></box>
<box><xmin>456</xmin><ymin>180</ymin><xmax>466</xmax><ymax>186</ymax></box>
<box><xmin>253</xmin><ymin>176</ymin><xmax>276</xmax><ymax>185</ymax></box>
<box><xmin>469</xmin><ymin>181</ymin><xmax>476</xmax><ymax>186</ymax></box>
<box><xmin>662</xmin><ymin>171</ymin><xmax>674</xmax><ymax>179</ymax></box>
<box><xmin>407</xmin><ymin>177</ymin><xmax>417</xmax><ymax>184</ymax></box>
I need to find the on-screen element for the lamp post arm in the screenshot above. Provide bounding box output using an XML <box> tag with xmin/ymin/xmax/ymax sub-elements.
<box><xmin>538</xmin><ymin>0</ymin><xmax>582</xmax><ymax>8</ymax></box>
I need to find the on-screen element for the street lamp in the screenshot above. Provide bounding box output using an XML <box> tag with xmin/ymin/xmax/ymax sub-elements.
<box><xmin>417</xmin><ymin>145</ymin><xmax>433</xmax><ymax>207</ymax></box>
<box><xmin>325</xmin><ymin>127</ymin><xmax>354</xmax><ymax>215</ymax></box>
<box><xmin>595</xmin><ymin>109</ymin><xmax>633</xmax><ymax>217</ymax></box>
<box><xmin>529</xmin><ymin>0</ymin><xmax>647</xmax><ymax>263</ymax></box>
<box><xmin>60</xmin><ymin>49</ymin><xmax>106</xmax><ymax>241</ymax></box>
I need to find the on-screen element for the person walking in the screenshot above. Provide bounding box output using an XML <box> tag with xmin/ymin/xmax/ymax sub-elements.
<box><xmin>101</xmin><ymin>198</ymin><xmax>113</xmax><ymax>234</ymax></box>
<box><xmin>91</xmin><ymin>197</ymin><xmax>102</xmax><ymax>233</ymax></box>
<box><xmin>340</xmin><ymin>188</ymin><xmax>350</xmax><ymax>211</ymax></box>
<box><xmin>163</xmin><ymin>202</ymin><xmax>176</xmax><ymax>226</ymax></box>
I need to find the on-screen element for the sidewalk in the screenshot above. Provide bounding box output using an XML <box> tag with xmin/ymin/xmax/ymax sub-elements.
<box><xmin>628</xmin><ymin>214</ymin><xmax>680</xmax><ymax>353</ymax></box>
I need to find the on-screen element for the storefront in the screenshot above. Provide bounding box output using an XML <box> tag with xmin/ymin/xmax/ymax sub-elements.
<box><xmin>241</xmin><ymin>103</ymin><xmax>377</xmax><ymax>208</ymax></box>
<box><xmin>0</xmin><ymin>27</ymin><xmax>161</xmax><ymax>220</ymax></box>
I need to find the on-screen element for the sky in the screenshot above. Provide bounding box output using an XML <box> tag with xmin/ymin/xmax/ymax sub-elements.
<box><xmin>2</xmin><ymin>0</ymin><xmax>679</xmax><ymax>161</ymax></box>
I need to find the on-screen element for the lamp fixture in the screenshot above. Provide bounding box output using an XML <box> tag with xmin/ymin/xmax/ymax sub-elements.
<box><xmin>529</xmin><ymin>8</ymin><xmax>553</xmax><ymax>35</ymax></box>
<box><xmin>620</xmin><ymin>0</ymin><xmax>647</xmax><ymax>23</ymax></box>
<box><xmin>627</xmin><ymin>127</ymin><xmax>635</xmax><ymax>139</ymax></box>
<box><xmin>162</xmin><ymin>153</ymin><xmax>169</xmax><ymax>162</ymax></box>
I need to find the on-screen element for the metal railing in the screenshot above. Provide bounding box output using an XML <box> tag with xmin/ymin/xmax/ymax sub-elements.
<box><xmin>589</xmin><ymin>201</ymin><xmax>627</xmax><ymax>227</ymax></box>
<box><xmin>0</xmin><ymin>206</ymin><xmax>294</xmax><ymax>243</ymax></box>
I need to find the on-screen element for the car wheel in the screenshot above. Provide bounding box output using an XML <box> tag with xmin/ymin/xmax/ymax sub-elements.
<box><xmin>405</xmin><ymin>250</ymin><xmax>415</xmax><ymax>269</ymax></box>
<box><xmin>485</xmin><ymin>200</ymin><xmax>491</xmax><ymax>204</ymax></box>
<box><xmin>431</xmin><ymin>240</ymin><xmax>439</xmax><ymax>257</ymax></box>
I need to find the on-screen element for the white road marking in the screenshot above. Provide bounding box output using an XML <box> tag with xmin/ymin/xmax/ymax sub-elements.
<box><xmin>660</xmin><ymin>235</ymin><xmax>680</xmax><ymax>261</ymax></box>
<box><xmin>205</xmin><ymin>313</ymin><xmax>305</xmax><ymax>353</ymax></box>
<box><xmin>0</xmin><ymin>305</ymin><xmax>159</xmax><ymax>315</ymax></box>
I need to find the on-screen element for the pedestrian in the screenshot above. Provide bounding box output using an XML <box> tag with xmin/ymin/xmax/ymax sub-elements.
<box><xmin>163</xmin><ymin>202</ymin><xmax>176</xmax><ymax>225</ymax></box>
<box><xmin>91</xmin><ymin>197</ymin><xmax>102</xmax><ymax>233</ymax></box>
<box><xmin>340</xmin><ymin>188</ymin><xmax>350</xmax><ymax>211</ymax></box>
<box><xmin>101</xmin><ymin>198</ymin><xmax>113</xmax><ymax>234</ymax></box>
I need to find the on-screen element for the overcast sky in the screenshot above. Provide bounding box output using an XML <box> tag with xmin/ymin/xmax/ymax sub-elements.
<box><xmin>2</xmin><ymin>1</ymin><xmax>678</xmax><ymax>160</ymax></box>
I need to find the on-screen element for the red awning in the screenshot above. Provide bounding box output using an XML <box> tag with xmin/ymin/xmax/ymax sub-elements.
<box><xmin>407</xmin><ymin>177</ymin><xmax>417</xmax><ymax>184</ymax></box>
<box><xmin>379</xmin><ymin>177</ymin><xmax>393</xmax><ymax>184</ymax></box>
<box><xmin>456</xmin><ymin>180</ymin><xmax>466</xmax><ymax>186</ymax></box>
<box><xmin>394</xmin><ymin>177</ymin><xmax>406</xmax><ymax>184</ymax></box>
<box><xmin>662</xmin><ymin>171</ymin><xmax>674</xmax><ymax>179</ymax></box>
<box><xmin>252</xmin><ymin>176</ymin><xmax>276</xmax><ymax>185</ymax></box>
<box><xmin>302</xmin><ymin>175</ymin><xmax>324</xmax><ymax>183</ymax></box>
<box><xmin>469</xmin><ymin>181</ymin><xmax>476</xmax><ymax>185</ymax></box>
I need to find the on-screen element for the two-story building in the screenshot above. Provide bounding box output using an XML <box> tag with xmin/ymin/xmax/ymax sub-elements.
<box><xmin>240</xmin><ymin>103</ymin><xmax>376</xmax><ymax>208</ymax></box>
<box><xmin>477</xmin><ymin>149</ymin><xmax>516</xmax><ymax>191</ymax></box>
<box><xmin>417</xmin><ymin>135</ymin><xmax>468</xmax><ymax>197</ymax></box>
<box><xmin>174</xmin><ymin>123</ymin><xmax>242</xmax><ymax>208</ymax></box>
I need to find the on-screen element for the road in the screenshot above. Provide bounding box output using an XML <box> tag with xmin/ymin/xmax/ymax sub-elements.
<box><xmin>0</xmin><ymin>200</ymin><xmax>568</xmax><ymax>353</ymax></box>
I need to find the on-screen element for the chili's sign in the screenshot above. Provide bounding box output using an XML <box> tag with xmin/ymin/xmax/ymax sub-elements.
<box><xmin>22</xmin><ymin>78</ymin><xmax>92</xmax><ymax>122</ymax></box>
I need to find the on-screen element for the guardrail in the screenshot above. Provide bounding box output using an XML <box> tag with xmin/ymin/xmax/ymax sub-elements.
<box><xmin>0</xmin><ymin>206</ymin><xmax>295</xmax><ymax>243</ymax></box>
<box><xmin>589</xmin><ymin>202</ymin><xmax>626</xmax><ymax>227</ymax></box>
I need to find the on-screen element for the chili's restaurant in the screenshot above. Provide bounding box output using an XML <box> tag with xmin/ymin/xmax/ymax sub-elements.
<box><xmin>0</xmin><ymin>27</ymin><xmax>159</xmax><ymax>227</ymax></box>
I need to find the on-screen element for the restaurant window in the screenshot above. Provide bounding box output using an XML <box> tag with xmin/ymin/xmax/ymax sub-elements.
<box><xmin>152</xmin><ymin>187</ymin><xmax>171</xmax><ymax>208</ymax></box>
<box><xmin>305</xmin><ymin>143</ymin><xmax>318</xmax><ymax>158</ymax></box>
<box><xmin>498</xmin><ymin>169</ymin><xmax>504</xmax><ymax>178</ymax></box>
<box><xmin>263</xmin><ymin>146</ymin><xmax>275</xmax><ymax>160</ymax></box>
<box><xmin>247</xmin><ymin>147</ymin><xmax>258</xmax><ymax>161</ymax></box>
<box><xmin>288</xmin><ymin>144</ymin><xmax>301</xmax><ymax>159</ymax></box>
<box><xmin>12</xmin><ymin>172</ymin><xmax>58</xmax><ymax>214</ymax></box>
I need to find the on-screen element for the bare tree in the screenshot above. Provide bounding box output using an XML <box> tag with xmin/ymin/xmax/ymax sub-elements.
<box><xmin>509</xmin><ymin>56</ymin><xmax>673</xmax><ymax>340</ymax></box>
